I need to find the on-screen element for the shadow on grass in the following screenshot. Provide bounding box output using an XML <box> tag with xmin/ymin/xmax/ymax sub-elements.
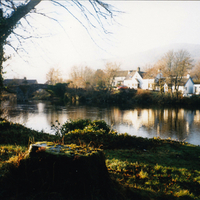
<box><xmin>109</xmin><ymin>171</ymin><xmax>198</xmax><ymax>200</ymax></box>
<box><xmin>104</xmin><ymin>135</ymin><xmax>200</xmax><ymax>171</ymax></box>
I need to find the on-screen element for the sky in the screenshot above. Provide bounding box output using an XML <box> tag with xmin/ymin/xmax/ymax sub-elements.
<box><xmin>3</xmin><ymin>1</ymin><xmax>200</xmax><ymax>83</ymax></box>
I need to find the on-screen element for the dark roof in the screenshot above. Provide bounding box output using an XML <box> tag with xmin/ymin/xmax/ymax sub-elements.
<box><xmin>178</xmin><ymin>79</ymin><xmax>189</xmax><ymax>86</ymax></box>
<box><xmin>124</xmin><ymin>71</ymin><xmax>134</xmax><ymax>80</ymax></box>
<box><xmin>124</xmin><ymin>70</ymin><xmax>147</xmax><ymax>80</ymax></box>
<box><xmin>4</xmin><ymin>78</ymin><xmax>38</xmax><ymax>86</ymax></box>
<box><xmin>138</xmin><ymin>71</ymin><xmax>146</xmax><ymax>78</ymax></box>
<box><xmin>114</xmin><ymin>70</ymin><xmax>130</xmax><ymax>77</ymax></box>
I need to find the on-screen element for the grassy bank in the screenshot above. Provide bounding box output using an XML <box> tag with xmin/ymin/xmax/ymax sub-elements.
<box><xmin>28</xmin><ymin>85</ymin><xmax>200</xmax><ymax>108</ymax></box>
<box><xmin>0</xmin><ymin>118</ymin><xmax>200</xmax><ymax>199</ymax></box>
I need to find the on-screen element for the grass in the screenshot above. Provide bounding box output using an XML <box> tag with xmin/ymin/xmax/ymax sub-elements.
<box><xmin>0</xmin><ymin>118</ymin><xmax>200</xmax><ymax>199</ymax></box>
<box><xmin>105</xmin><ymin>147</ymin><xmax>200</xmax><ymax>200</ymax></box>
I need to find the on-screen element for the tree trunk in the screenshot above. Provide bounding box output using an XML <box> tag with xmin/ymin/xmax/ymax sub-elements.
<box><xmin>0</xmin><ymin>0</ymin><xmax>42</xmax><ymax>42</ymax></box>
<box><xmin>0</xmin><ymin>0</ymin><xmax>42</xmax><ymax>95</ymax></box>
<box><xmin>0</xmin><ymin>43</ymin><xmax>3</xmax><ymax>97</ymax></box>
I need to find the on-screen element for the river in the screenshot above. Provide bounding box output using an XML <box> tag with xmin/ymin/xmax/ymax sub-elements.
<box><xmin>1</xmin><ymin>100</ymin><xmax>200</xmax><ymax>145</ymax></box>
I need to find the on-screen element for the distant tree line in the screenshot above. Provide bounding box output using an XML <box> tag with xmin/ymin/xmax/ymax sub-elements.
<box><xmin>45</xmin><ymin>62</ymin><xmax>120</xmax><ymax>90</ymax></box>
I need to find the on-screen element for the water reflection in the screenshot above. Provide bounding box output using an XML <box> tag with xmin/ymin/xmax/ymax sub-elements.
<box><xmin>1</xmin><ymin>101</ymin><xmax>200</xmax><ymax>145</ymax></box>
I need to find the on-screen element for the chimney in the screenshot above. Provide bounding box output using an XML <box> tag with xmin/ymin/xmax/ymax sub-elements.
<box><xmin>137</xmin><ymin>67</ymin><xmax>140</xmax><ymax>72</ymax></box>
<box><xmin>128</xmin><ymin>70</ymin><xmax>133</xmax><ymax>74</ymax></box>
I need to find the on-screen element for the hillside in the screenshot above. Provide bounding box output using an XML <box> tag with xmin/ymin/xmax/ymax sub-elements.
<box><xmin>107</xmin><ymin>43</ymin><xmax>200</xmax><ymax>70</ymax></box>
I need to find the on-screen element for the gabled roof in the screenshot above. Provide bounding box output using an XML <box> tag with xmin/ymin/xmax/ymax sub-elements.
<box><xmin>179</xmin><ymin>77</ymin><xmax>194</xmax><ymax>86</ymax></box>
<box><xmin>125</xmin><ymin>71</ymin><xmax>135</xmax><ymax>80</ymax></box>
<box><xmin>114</xmin><ymin>70</ymin><xmax>131</xmax><ymax>77</ymax></box>
<box><xmin>137</xmin><ymin>71</ymin><xmax>146</xmax><ymax>78</ymax></box>
<box><xmin>124</xmin><ymin>70</ymin><xmax>147</xmax><ymax>80</ymax></box>
<box><xmin>113</xmin><ymin>69</ymin><xmax>147</xmax><ymax>80</ymax></box>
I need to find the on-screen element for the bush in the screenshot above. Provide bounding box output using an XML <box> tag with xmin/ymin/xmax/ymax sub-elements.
<box><xmin>60</xmin><ymin>119</ymin><xmax>111</xmax><ymax>136</ymax></box>
<box><xmin>60</xmin><ymin>119</ymin><xmax>164</xmax><ymax>150</ymax></box>
<box><xmin>133</xmin><ymin>90</ymin><xmax>153</xmax><ymax>104</ymax></box>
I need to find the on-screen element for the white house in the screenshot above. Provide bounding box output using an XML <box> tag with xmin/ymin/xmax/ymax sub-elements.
<box><xmin>111</xmin><ymin>68</ymin><xmax>196</xmax><ymax>96</ymax></box>
<box><xmin>184</xmin><ymin>77</ymin><xmax>194</xmax><ymax>95</ymax></box>
<box><xmin>124</xmin><ymin>68</ymin><xmax>143</xmax><ymax>89</ymax></box>
<box><xmin>112</xmin><ymin>70</ymin><xmax>131</xmax><ymax>86</ymax></box>
<box><xmin>124</xmin><ymin>76</ymin><xmax>139</xmax><ymax>89</ymax></box>
<box><xmin>124</xmin><ymin>67</ymin><xmax>153</xmax><ymax>89</ymax></box>
<box><xmin>164</xmin><ymin>77</ymin><xmax>194</xmax><ymax>95</ymax></box>
<box><xmin>112</xmin><ymin>67</ymin><xmax>161</xmax><ymax>90</ymax></box>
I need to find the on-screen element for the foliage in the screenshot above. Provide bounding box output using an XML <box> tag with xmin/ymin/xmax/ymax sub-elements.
<box><xmin>133</xmin><ymin>89</ymin><xmax>154</xmax><ymax>104</ymax></box>
<box><xmin>60</xmin><ymin>119</ymin><xmax>111</xmax><ymax>137</ymax></box>
<box><xmin>1</xmin><ymin>118</ymin><xmax>200</xmax><ymax>199</ymax></box>
<box><xmin>47</xmin><ymin>83</ymin><xmax>69</xmax><ymax>100</ymax></box>
<box><xmin>32</xmin><ymin>89</ymin><xmax>51</xmax><ymax>100</ymax></box>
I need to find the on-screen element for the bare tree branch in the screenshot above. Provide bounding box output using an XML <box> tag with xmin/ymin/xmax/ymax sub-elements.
<box><xmin>0</xmin><ymin>0</ymin><xmax>118</xmax><ymax>94</ymax></box>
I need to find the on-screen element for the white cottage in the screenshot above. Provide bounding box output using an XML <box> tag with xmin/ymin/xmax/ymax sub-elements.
<box><xmin>112</xmin><ymin>70</ymin><xmax>131</xmax><ymax>87</ymax></box>
<box><xmin>112</xmin><ymin>67</ymin><xmax>164</xmax><ymax>91</ymax></box>
<box><xmin>164</xmin><ymin>77</ymin><xmax>194</xmax><ymax>96</ymax></box>
<box><xmin>124</xmin><ymin>67</ymin><xmax>147</xmax><ymax>89</ymax></box>
<box><xmin>184</xmin><ymin>77</ymin><xmax>194</xmax><ymax>95</ymax></box>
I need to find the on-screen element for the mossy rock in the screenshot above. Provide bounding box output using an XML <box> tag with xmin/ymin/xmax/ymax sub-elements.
<box><xmin>1</xmin><ymin>142</ymin><xmax>123</xmax><ymax>200</ymax></box>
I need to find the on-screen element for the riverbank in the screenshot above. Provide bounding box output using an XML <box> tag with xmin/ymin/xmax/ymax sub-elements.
<box><xmin>3</xmin><ymin>86</ymin><xmax>200</xmax><ymax>109</ymax></box>
<box><xmin>1</xmin><ymin>118</ymin><xmax>200</xmax><ymax>199</ymax></box>
<box><xmin>38</xmin><ymin>86</ymin><xmax>200</xmax><ymax>108</ymax></box>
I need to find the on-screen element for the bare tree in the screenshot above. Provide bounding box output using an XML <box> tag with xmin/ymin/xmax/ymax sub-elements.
<box><xmin>143</xmin><ymin>61</ymin><xmax>164</xmax><ymax>92</ymax></box>
<box><xmin>46</xmin><ymin>67</ymin><xmax>62</xmax><ymax>85</ymax></box>
<box><xmin>93</xmin><ymin>69</ymin><xmax>106</xmax><ymax>89</ymax></box>
<box><xmin>70</xmin><ymin>65</ymin><xmax>95</xmax><ymax>88</ymax></box>
<box><xmin>161</xmin><ymin>50</ymin><xmax>193</xmax><ymax>97</ymax></box>
<box><xmin>103</xmin><ymin>62</ymin><xmax>120</xmax><ymax>90</ymax></box>
<box><xmin>190</xmin><ymin>61</ymin><xmax>200</xmax><ymax>81</ymax></box>
<box><xmin>0</xmin><ymin>0</ymin><xmax>117</xmax><ymax>95</ymax></box>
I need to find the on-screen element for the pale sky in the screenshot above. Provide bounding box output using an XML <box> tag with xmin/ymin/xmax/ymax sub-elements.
<box><xmin>3</xmin><ymin>1</ymin><xmax>200</xmax><ymax>83</ymax></box>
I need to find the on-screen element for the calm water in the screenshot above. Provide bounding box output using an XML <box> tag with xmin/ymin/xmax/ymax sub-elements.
<box><xmin>1</xmin><ymin>100</ymin><xmax>200</xmax><ymax>145</ymax></box>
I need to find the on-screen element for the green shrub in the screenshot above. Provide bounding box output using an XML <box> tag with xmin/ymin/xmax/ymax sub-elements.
<box><xmin>60</xmin><ymin>119</ymin><xmax>111</xmax><ymax>136</ymax></box>
<box><xmin>61</xmin><ymin>119</ymin><xmax>92</xmax><ymax>135</ymax></box>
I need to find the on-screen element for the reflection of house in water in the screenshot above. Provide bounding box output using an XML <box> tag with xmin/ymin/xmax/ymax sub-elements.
<box><xmin>113</xmin><ymin>108</ymin><xmax>156</xmax><ymax>130</ymax></box>
<box><xmin>193</xmin><ymin>110</ymin><xmax>200</xmax><ymax>122</ymax></box>
<box><xmin>184</xmin><ymin>110</ymin><xmax>194</xmax><ymax>134</ymax></box>
<box><xmin>113</xmin><ymin>107</ymin><xmax>200</xmax><ymax>141</ymax></box>
<box><xmin>163</xmin><ymin>109</ymin><xmax>185</xmax><ymax>121</ymax></box>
